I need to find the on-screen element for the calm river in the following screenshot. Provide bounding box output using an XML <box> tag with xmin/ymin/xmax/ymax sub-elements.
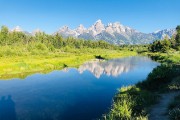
<box><xmin>0</xmin><ymin>56</ymin><xmax>159</xmax><ymax>120</ymax></box>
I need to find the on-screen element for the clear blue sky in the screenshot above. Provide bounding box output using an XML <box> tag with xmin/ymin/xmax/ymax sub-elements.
<box><xmin>0</xmin><ymin>0</ymin><xmax>179</xmax><ymax>33</ymax></box>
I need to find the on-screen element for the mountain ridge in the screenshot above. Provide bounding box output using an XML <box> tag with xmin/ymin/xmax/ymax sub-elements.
<box><xmin>55</xmin><ymin>20</ymin><xmax>176</xmax><ymax>44</ymax></box>
<box><xmin>9</xmin><ymin>20</ymin><xmax>176</xmax><ymax>45</ymax></box>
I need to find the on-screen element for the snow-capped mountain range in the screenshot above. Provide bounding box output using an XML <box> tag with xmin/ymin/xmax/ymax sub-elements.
<box><xmin>151</xmin><ymin>29</ymin><xmax>176</xmax><ymax>40</ymax></box>
<box><xmin>10</xmin><ymin>20</ymin><xmax>176</xmax><ymax>44</ymax></box>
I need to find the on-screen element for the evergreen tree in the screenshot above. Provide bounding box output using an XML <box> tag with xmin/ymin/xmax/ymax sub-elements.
<box><xmin>0</xmin><ymin>26</ymin><xmax>9</xmax><ymax>45</ymax></box>
<box><xmin>175</xmin><ymin>25</ymin><xmax>180</xmax><ymax>47</ymax></box>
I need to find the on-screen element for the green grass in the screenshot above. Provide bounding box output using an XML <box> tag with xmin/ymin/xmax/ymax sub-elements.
<box><xmin>142</xmin><ymin>51</ymin><xmax>180</xmax><ymax>64</ymax></box>
<box><xmin>102</xmin><ymin>86</ymin><xmax>158</xmax><ymax>120</ymax></box>
<box><xmin>1</xmin><ymin>43</ymin><xmax>179</xmax><ymax>119</ymax></box>
<box><xmin>102</xmin><ymin>50</ymin><xmax>180</xmax><ymax>120</ymax></box>
<box><xmin>0</xmin><ymin>47</ymin><xmax>136</xmax><ymax>79</ymax></box>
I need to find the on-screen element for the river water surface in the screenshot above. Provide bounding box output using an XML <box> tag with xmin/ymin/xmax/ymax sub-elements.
<box><xmin>0</xmin><ymin>56</ymin><xmax>159</xmax><ymax>120</ymax></box>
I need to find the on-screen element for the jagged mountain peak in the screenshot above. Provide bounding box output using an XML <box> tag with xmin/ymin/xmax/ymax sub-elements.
<box><xmin>76</xmin><ymin>24</ymin><xmax>86</xmax><ymax>35</ymax></box>
<box><xmin>77</xmin><ymin>24</ymin><xmax>86</xmax><ymax>30</ymax></box>
<box><xmin>57</xmin><ymin>26</ymin><xmax>78</xmax><ymax>37</ymax></box>
<box><xmin>151</xmin><ymin>28</ymin><xmax>176</xmax><ymax>39</ymax></box>
<box><xmin>10</xmin><ymin>26</ymin><xmax>32</xmax><ymax>36</ymax></box>
<box><xmin>91</xmin><ymin>19</ymin><xmax>105</xmax><ymax>35</ymax></box>
<box><xmin>9</xmin><ymin>20</ymin><xmax>176</xmax><ymax>45</ymax></box>
<box><xmin>59</xmin><ymin>26</ymin><xmax>70</xmax><ymax>31</ymax></box>
<box><xmin>54</xmin><ymin>20</ymin><xmax>176</xmax><ymax>44</ymax></box>
<box><xmin>95</xmin><ymin>19</ymin><xmax>103</xmax><ymax>24</ymax></box>
<box><xmin>153</xmin><ymin>28</ymin><xmax>175</xmax><ymax>33</ymax></box>
<box><xmin>154</xmin><ymin>30</ymin><xmax>161</xmax><ymax>34</ymax></box>
<box><xmin>112</xmin><ymin>22</ymin><xmax>121</xmax><ymax>26</ymax></box>
<box><xmin>107</xmin><ymin>23</ymin><xmax>113</xmax><ymax>27</ymax></box>
<box><xmin>78</xmin><ymin>24</ymin><xmax>85</xmax><ymax>28</ymax></box>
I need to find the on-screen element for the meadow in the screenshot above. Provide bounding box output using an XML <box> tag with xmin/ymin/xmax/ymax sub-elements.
<box><xmin>0</xmin><ymin>46</ymin><xmax>136</xmax><ymax>79</ymax></box>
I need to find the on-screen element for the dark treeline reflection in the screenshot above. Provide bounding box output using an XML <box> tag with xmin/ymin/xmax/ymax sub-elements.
<box><xmin>0</xmin><ymin>95</ymin><xmax>16</xmax><ymax>120</ymax></box>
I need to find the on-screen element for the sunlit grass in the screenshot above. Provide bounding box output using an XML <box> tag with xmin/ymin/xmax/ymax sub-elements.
<box><xmin>0</xmin><ymin>47</ymin><xmax>136</xmax><ymax>79</ymax></box>
<box><xmin>143</xmin><ymin>51</ymin><xmax>180</xmax><ymax>64</ymax></box>
<box><xmin>102</xmin><ymin>86</ymin><xmax>158</xmax><ymax>120</ymax></box>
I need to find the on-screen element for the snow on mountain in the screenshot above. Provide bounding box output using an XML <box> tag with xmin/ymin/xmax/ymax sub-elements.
<box><xmin>151</xmin><ymin>29</ymin><xmax>176</xmax><ymax>39</ymax></box>
<box><xmin>57</xmin><ymin>26</ymin><xmax>78</xmax><ymax>37</ymax></box>
<box><xmin>75</xmin><ymin>24</ymin><xmax>87</xmax><ymax>35</ymax></box>
<box><xmin>78</xmin><ymin>58</ymin><xmax>135</xmax><ymax>78</ymax></box>
<box><xmin>55</xmin><ymin>19</ymin><xmax>165</xmax><ymax>44</ymax></box>
<box><xmin>86</xmin><ymin>19</ymin><xmax>106</xmax><ymax>36</ymax></box>
<box><xmin>11</xmin><ymin>26</ymin><xmax>32</xmax><ymax>35</ymax></box>
<box><xmin>10</xmin><ymin>20</ymin><xmax>176</xmax><ymax>45</ymax></box>
<box><xmin>92</xmin><ymin>19</ymin><xmax>105</xmax><ymax>35</ymax></box>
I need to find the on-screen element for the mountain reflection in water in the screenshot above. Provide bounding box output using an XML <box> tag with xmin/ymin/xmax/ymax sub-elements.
<box><xmin>78</xmin><ymin>56</ymin><xmax>157</xmax><ymax>78</ymax></box>
<box><xmin>0</xmin><ymin>56</ymin><xmax>160</xmax><ymax>120</ymax></box>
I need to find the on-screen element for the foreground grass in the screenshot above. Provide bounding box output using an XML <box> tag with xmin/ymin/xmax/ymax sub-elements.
<box><xmin>0</xmin><ymin>48</ymin><xmax>136</xmax><ymax>79</ymax></box>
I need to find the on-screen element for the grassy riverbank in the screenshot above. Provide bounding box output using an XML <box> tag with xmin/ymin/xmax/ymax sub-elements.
<box><xmin>102</xmin><ymin>51</ymin><xmax>180</xmax><ymax>120</ymax></box>
<box><xmin>0</xmin><ymin>27</ymin><xmax>137</xmax><ymax>79</ymax></box>
<box><xmin>0</xmin><ymin>48</ymin><xmax>136</xmax><ymax>79</ymax></box>
<box><xmin>144</xmin><ymin>51</ymin><xmax>180</xmax><ymax>63</ymax></box>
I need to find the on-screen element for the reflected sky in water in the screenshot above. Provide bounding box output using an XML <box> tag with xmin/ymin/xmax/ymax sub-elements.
<box><xmin>0</xmin><ymin>56</ymin><xmax>159</xmax><ymax>120</ymax></box>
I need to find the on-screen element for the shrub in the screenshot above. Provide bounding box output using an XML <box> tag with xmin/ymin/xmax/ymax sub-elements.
<box><xmin>0</xmin><ymin>46</ymin><xmax>25</xmax><ymax>56</ymax></box>
<box><xmin>168</xmin><ymin>77</ymin><xmax>180</xmax><ymax>90</ymax></box>
<box><xmin>169</xmin><ymin>108</ymin><xmax>180</xmax><ymax>120</ymax></box>
<box><xmin>138</xmin><ymin>64</ymin><xmax>180</xmax><ymax>91</ymax></box>
<box><xmin>35</xmin><ymin>43</ymin><xmax>48</xmax><ymax>51</ymax></box>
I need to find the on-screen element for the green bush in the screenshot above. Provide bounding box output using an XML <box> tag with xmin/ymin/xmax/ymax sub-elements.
<box><xmin>168</xmin><ymin>77</ymin><xmax>180</xmax><ymax>90</ymax></box>
<box><xmin>35</xmin><ymin>43</ymin><xmax>48</xmax><ymax>51</ymax></box>
<box><xmin>0</xmin><ymin>46</ymin><xmax>26</xmax><ymax>56</ymax></box>
<box><xmin>137</xmin><ymin>64</ymin><xmax>180</xmax><ymax>91</ymax></box>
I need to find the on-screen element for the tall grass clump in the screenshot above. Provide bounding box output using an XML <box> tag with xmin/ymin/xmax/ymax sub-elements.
<box><xmin>102</xmin><ymin>86</ymin><xmax>158</xmax><ymax>120</ymax></box>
